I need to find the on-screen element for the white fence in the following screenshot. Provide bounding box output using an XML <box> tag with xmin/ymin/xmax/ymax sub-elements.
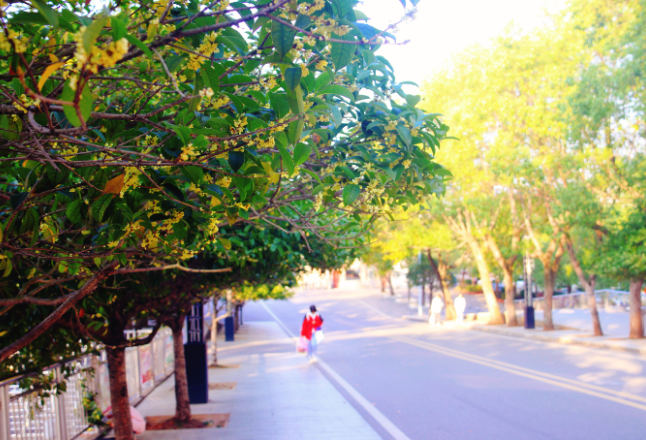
<box><xmin>0</xmin><ymin>328</ymin><xmax>174</xmax><ymax>440</ymax></box>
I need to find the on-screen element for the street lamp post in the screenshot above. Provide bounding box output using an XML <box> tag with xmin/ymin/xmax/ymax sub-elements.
<box><xmin>523</xmin><ymin>251</ymin><xmax>535</xmax><ymax>329</ymax></box>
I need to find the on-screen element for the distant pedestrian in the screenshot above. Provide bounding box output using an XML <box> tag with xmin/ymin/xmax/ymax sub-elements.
<box><xmin>301</xmin><ymin>305</ymin><xmax>323</xmax><ymax>363</ymax></box>
<box><xmin>454</xmin><ymin>293</ymin><xmax>466</xmax><ymax>324</ymax></box>
<box><xmin>429</xmin><ymin>294</ymin><xmax>444</xmax><ymax>326</ymax></box>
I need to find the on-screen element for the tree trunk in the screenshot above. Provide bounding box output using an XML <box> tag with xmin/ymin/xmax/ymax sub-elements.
<box><xmin>502</xmin><ymin>269</ymin><xmax>518</xmax><ymax>326</ymax></box>
<box><xmin>387</xmin><ymin>271</ymin><xmax>395</xmax><ymax>296</ymax></box>
<box><xmin>465</xmin><ymin>237</ymin><xmax>504</xmax><ymax>324</ymax></box>
<box><xmin>106</xmin><ymin>347</ymin><xmax>134</xmax><ymax>440</ymax></box>
<box><xmin>380</xmin><ymin>275</ymin><xmax>386</xmax><ymax>293</ymax></box>
<box><xmin>542</xmin><ymin>267</ymin><xmax>555</xmax><ymax>331</ymax></box>
<box><xmin>564</xmin><ymin>235</ymin><xmax>603</xmax><ymax>336</ymax></box>
<box><xmin>428</xmin><ymin>251</ymin><xmax>456</xmax><ymax>320</ymax></box>
<box><xmin>629</xmin><ymin>278</ymin><xmax>644</xmax><ymax>339</ymax></box>
<box><xmin>171</xmin><ymin>320</ymin><xmax>191</xmax><ymax>422</ymax></box>
<box><xmin>485</xmin><ymin>235</ymin><xmax>518</xmax><ymax>326</ymax></box>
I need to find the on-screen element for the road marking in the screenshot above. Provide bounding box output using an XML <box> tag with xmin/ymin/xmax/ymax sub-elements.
<box><xmin>356</xmin><ymin>299</ymin><xmax>397</xmax><ymax>319</ymax></box>
<box><xmin>388</xmin><ymin>335</ymin><xmax>646</xmax><ymax>412</ymax></box>
<box><xmin>353</xmin><ymin>300</ymin><xmax>646</xmax><ymax>411</ymax></box>
<box><xmin>261</xmin><ymin>301</ymin><xmax>412</xmax><ymax>440</ymax></box>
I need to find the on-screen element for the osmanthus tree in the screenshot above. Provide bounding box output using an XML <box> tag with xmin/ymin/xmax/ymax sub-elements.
<box><xmin>0</xmin><ymin>0</ymin><xmax>449</xmax><ymax>364</ymax></box>
<box><xmin>66</xmin><ymin>222</ymin><xmax>348</xmax><ymax>437</ymax></box>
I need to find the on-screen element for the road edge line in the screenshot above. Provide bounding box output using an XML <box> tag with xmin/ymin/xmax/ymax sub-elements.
<box><xmin>261</xmin><ymin>301</ymin><xmax>412</xmax><ymax>440</ymax></box>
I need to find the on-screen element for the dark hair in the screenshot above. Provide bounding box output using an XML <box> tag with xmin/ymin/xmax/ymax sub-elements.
<box><xmin>310</xmin><ymin>305</ymin><xmax>317</xmax><ymax>312</ymax></box>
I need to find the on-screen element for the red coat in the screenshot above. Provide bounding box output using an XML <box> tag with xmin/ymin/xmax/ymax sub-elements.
<box><xmin>301</xmin><ymin>312</ymin><xmax>323</xmax><ymax>340</ymax></box>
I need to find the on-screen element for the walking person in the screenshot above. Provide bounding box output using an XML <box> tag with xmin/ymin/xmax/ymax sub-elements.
<box><xmin>454</xmin><ymin>293</ymin><xmax>466</xmax><ymax>324</ymax></box>
<box><xmin>429</xmin><ymin>294</ymin><xmax>444</xmax><ymax>326</ymax></box>
<box><xmin>301</xmin><ymin>305</ymin><xmax>323</xmax><ymax>363</ymax></box>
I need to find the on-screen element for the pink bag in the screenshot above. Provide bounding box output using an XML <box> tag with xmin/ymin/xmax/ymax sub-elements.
<box><xmin>297</xmin><ymin>336</ymin><xmax>308</xmax><ymax>353</ymax></box>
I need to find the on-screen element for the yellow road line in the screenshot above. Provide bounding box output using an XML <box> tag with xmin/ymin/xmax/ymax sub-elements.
<box><xmin>390</xmin><ymin>335</ymin><xmax>646</xmax><ymax>412</ymax></box>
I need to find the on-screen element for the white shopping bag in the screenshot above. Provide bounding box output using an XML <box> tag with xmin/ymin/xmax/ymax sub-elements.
<box><xmin>314</xmin><ymin>330</ymin><xmax>325</xmax><ymax>344</ymax></box>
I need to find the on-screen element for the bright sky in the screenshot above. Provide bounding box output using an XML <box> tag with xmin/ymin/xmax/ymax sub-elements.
<box><xmin>361</xmin><ymin>0</ymin><xmax>566</xmax><ymax>89</ymax></box>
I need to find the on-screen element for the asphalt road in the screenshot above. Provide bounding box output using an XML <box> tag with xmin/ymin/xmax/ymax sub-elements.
<box><xmin>242</xmin><ymin>287</ymin><xmax>646</xmax><ymax>440</ymax></box>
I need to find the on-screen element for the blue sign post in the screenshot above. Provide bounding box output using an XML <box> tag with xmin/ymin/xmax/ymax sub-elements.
<box><xmin>184</xmin><ymin>301</ymin><xmax>208</xmax><ymax>403</ymax></box>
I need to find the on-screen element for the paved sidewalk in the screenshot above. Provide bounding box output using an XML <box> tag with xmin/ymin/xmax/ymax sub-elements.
<box><xmin>135</xmin><ymin>321</ymin><xmax>381</xmax><ymax>440</ymax></box>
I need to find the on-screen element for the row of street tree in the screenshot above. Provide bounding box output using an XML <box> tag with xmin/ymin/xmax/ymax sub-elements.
<box><xmin>369</xmin><ymin>0</ymin><xmax>646</xmax><ymax>339</ymax></box>
<box><xmin>0</xmin><ymin>0</ymin><xmax>445</xmax><ymax>438</ymax></box>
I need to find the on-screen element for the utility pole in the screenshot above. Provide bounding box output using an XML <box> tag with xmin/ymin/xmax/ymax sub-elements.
<box><xmin>523</xmin><ymin>251</ymin><xmax>535</xmax><ymax>329</ymax></box>
<box><xmin>418</xmin><ymin>251</ymin><xmax>423</xmax><ymax>317</ymax></box>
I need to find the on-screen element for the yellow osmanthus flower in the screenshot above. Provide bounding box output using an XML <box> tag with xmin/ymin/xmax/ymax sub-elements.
<box><xmin>186</xmin><ymin>32</ymin><xmax>219</xmax><ymax>71</ymax></box>
<box><xmin>121</xmin><ymin>167</ymin><xmax>142</xmax><ymax>197</ymax></box>
<box><xmin>206</xmin><ymin>217</ymin><xmax>219</xmax><ymax>235</ymax></box>
<box><xmin>189</xmin><ymin>182</ymin><xmax>206</xmax><ymax>196</ymax></box>
<box><xmin>315</xmin><ymin>60</ymin><xmax>327</xmax><ymax>70</ymax></box>
<box><xmin>180</xmin><ymin>143</ymin><xmax>198</xmax><ymax>161</ymax></box>
<box><xmin>216</xmin><ymin>176</ymin><xmax>231</xmax><ymax>187</ymax></box>
<box><xmin>212</xmin><ymin>95</ymin><xmax>229</xmax><ymax>109</ymax></box>
<box><xmin>141</xmin><ymin>230</ymin><xmax>160</xmax><ymax>250</ymax></box>
<box><xmin>73</xmin><ymin>27</ymin><xmax>129</xmax><ymax>74</ymax></box>
<box><xmin>230</xmin><ymin>116</ymin><xmax>248</xmax><ymax>135</ymax></box>
<box><xmin>13</xmin><ymin>94</ymin><xmax>39</xmax><ymax>113</ymax></box>
<box><xmin>0</xmin><ymin>28</ymin><xmax>28</xmax><ymax>53</ymax></box>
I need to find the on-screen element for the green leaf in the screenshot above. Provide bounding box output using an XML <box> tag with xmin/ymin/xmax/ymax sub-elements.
<box><xmin>293</xmin><ymin>143</ymin><xmax>312</xmax><ymax>166</ymax></box>
<box><xmin>288</xmin><ymin>119</ymin><xmax>304</xmax><ymax>146</ymax></box>
<box><xmin>172</xmin><ymin>125</ymin><xmax>193</xmax><ymax>146</ymax></box>
<box><xmin>9</xmin><ymin>12</ymin><xmax>49</xmax><ymax>25</ymax></box>
<box><xmin>19</xmin><ymin>209</ymin><xmax>39</xmax><ymax>235</ymax></box>
<box><xmin>0</xmin><ymin>114</ymin><xmax>22</xmax><ymax>140</ymax></box>
<box><xmin>332</xmin><ymin>0</ymin><xmax>353</xmax><ymax>18</ymax></box>
<box><xmin>330</xmin><ymin>33</ymin><xmax>356</xmax><ymax>70</ymax></box>
<box><xmin>219</xmin><ymin>237</ymin><xmax>232</xmax><ymax>250</ymax></box>
<box><xmin>125</xmin><ymin>34</ymin><xmax>153</xmax><ymax>58</ymax></box>
<box><xmin>91</xmin><ymin>194</ymin><xmax>113</xmax><ymax>223</ymax></box>
<box><xmin>181</xmin><ymin>166</ymin><xmax>204</xmax><ymax>184</ymax></box>
<box><xmin>66</xmin><ymin>200</ymin><xmax>83</xmax><ymax>224</ymax></box>
<box><xmin>301</xmin><ymin>168</ymin><xmax>322</xmax><ymax>183</ymax></box>
<box><xmin>271</xmin><ymin>19</ymin><xmax>296</xmax><ymax>61</ymax></box>
<box><xmin>284</xmin><ymin>67</ymin><xmax>302</xmax><ymax>93</ymax></box>
<box><xmin>228</xmin><ymin>151</ymin><xmax>245</xmax><ymax>173</ymax></box>
<box><xmin>33</xmin><ymin>0</ymin><xmax>58</xmax><ymax>27</ymax></box>
<box><xmin>318</xmin><ymin>85</ymin><xmax>354</xmax><ymax>101</ymax></box>
<box><xmin>277</xmin><ymin>144</ymin><xmax>295</xmax><ymax>175</ymax></box>
<box><xmin>269</xmin><ymin>94</ymin><xmax>291</xmax><ymax>119</ymax></box>
<box><xmin>343</xmin><ymin>184</ymin><xmax>361</xmax><ymax>206</ymax></box>
<box><xmin>315</xmin><ymin>71</ymin><xmax>332</xmax><ymax>91</ymax></box>
<box><xmin>111</xmin><ymin>17</ymin><xmax>127</xmax><ymax>40</ymax></box>
<box><xmin>396</xmin><ymin>125</ymin><xmax>412</xmax><ymax>147</ymax></box>
<box><xmin>201</xmin><ymin>64</ymin><xmax>220</xmax><ymax>91</ymax></box>
<box><xmin>83</xmin><ymin>16</ymin><xmax>109</xmax><ymax>54</ymax></box>
<box><xmin>295</xmin><ymin>14</ymin><xmax>311</xmax><ymax>30</ymax></box>
<box><xmin>61</xmin><ymin>79</ymin><xmax>93</xmax><ymax>127</ymax></box>
<box><xmin>2</xmin><ymin>258</ymin><xmax>12</xmax><ymax>277</ymax></box>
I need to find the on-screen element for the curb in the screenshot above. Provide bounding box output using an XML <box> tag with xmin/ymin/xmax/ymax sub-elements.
<box><xmin>471</xmin><ymin>324</ymin><xmax>646</xmax><ymax>357</ymax></box>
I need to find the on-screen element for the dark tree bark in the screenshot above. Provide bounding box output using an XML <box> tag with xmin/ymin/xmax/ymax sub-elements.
<box><xmin>629</xmin><ymin>278</ymin><xmax>644</xmax><ymax>339</ymax></box>
<box><xmin>169</xmin><ymin>314</ymin><xmax>191</xmax><ymax>422</ymax></box>
<box><xmin>106</xmin><ymin>347</ymin><xmax>134</xmax><ymax>440</ymax></box>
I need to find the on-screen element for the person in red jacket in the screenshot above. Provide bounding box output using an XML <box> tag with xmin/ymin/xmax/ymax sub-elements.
<box><xmin>301</xmin><ymin>305</ymin><xmax>323</xmax><ymax>362</ymax></box>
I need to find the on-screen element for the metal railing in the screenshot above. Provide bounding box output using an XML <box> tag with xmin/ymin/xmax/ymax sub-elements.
<box><xmin>514</xmin><ymin>290</ymin><xmax>646</xmax><ymax>311</ymax></box>
<box><xmin>0</xmin><ymin>328</ymin><xmax>174</xmax><ymax>440</ymax></box>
